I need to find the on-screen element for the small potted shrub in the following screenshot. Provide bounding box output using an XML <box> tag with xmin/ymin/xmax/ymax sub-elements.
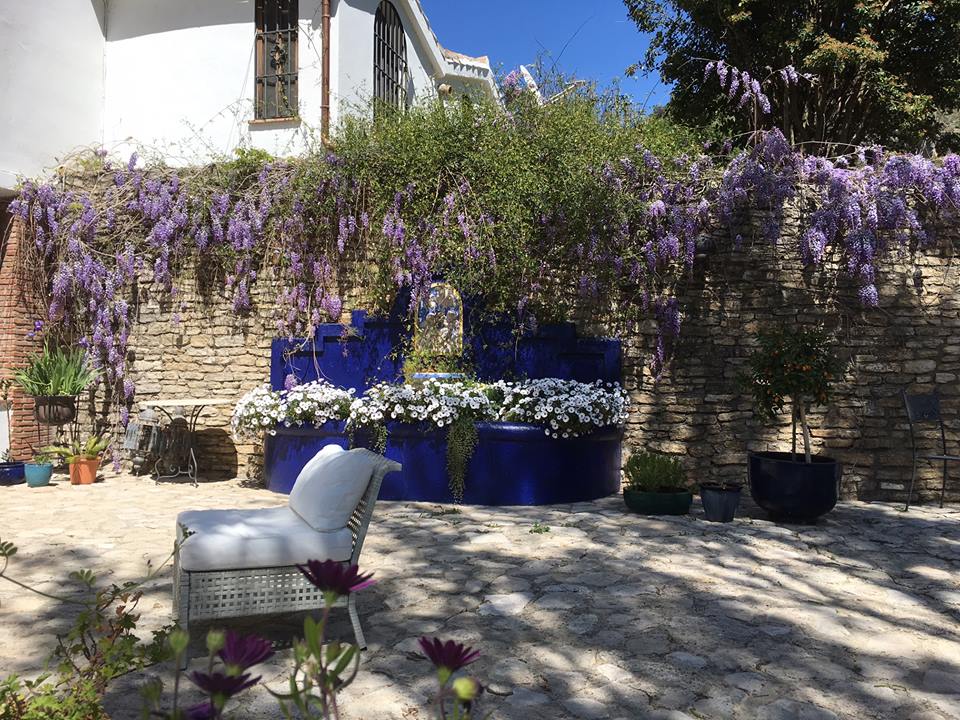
<box><xmin>14</xmin><ymin>345</ymin><xmax>97</xmax><ymax>425</ymax></box>
<box><xmin>622</xmin><ymin>449</ymin><xmax>692</xmax><ymax>515</ymax></box>
<box><xmin>744</xmin><ymin>325</ymin><xmax>845</xmax><ymax>522</ymax></box>
<box><xmin>699</xmin><ymin>478</ymin><xmax>742</xmax><ymax>523</ymax></box>
<box><xmin>24</xmin><ymin>450</ymin><xmax>55</xmax><ymax>488</ymax></box>
<box><xmin>45</xmin><ymin>434</ymin><xmax>110</xmax><ymax>485</ymax></box>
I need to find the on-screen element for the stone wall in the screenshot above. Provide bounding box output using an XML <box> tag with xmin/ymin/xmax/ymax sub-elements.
<box><xmin>612</xmin><ymin>231</ymin><xmax>960</xmax><ymax>506</ymax></box>
<box><xmin>4</xmin><ymin>210</ymin><xmax>959</xmax><ymax>504</ymax></box>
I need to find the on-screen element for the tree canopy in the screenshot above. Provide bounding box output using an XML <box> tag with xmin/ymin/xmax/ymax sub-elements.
<box><xmin>624</xmin><ymin>0</ymin><xmax>960</xmax><ymax>151</ymax></box>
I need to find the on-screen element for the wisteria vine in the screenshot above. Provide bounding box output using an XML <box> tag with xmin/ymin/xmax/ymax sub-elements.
<box><xmin>7</xmin><ymin>115</ymin><xmax>960</xmax><ymax>435</ymax></box>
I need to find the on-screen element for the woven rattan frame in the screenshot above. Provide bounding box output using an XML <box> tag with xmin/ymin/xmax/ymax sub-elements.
<box><xmin>173</xmin><ymin>449</ymin><xmax>401</xmax><ymax>657</ymax></box>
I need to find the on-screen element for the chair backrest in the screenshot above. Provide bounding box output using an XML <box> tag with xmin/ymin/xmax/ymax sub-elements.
<box><xmin>347</xmin><ymin>449</ymin><xmax>401</xmax><ymax>565</ymax></box>
<box><xmin>903</xmin><ymin>391</ymin><xmax>941</xmax><ymax>423</ymax></box>
<box><xmin>903</xmin><ymin>390</ymin><xmax>947</xmax><ymax>455</ymax></box>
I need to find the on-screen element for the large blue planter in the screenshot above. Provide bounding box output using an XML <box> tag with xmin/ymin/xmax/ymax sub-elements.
<box><xmin>264</xmin><ymin>421</ymin><xmax>622</xmax><ymax>505</ymax></box>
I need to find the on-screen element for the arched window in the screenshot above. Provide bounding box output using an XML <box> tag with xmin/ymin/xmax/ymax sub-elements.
<box><xmin>374</xmin><ymin>1</ymin><xmax>407</xmax><ymax>112</ymax></box>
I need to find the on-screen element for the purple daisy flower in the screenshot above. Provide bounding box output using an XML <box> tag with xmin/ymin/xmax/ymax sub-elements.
<box><xmin>218</xmin><ymin>631</ymin><xmax>274</xmax><ymax>672</ymax></box>
<box><xmin>189</xmin><ymin>670</ymin><xmax>259</xmax><ymax>697</ymax></box>
<box><xmin>185</xmin><ymin>701</ymin><xmax>217</xmax><ymax>720</ymax></box>
<box><xmin>418</xmin><ymin>637</ymin><xmax>481</xmax><ymax>674</ymax></box>
<box><xmin>296</xmin><ymin>559</ymin><xmax>375</xmax><ymax>598</ymax></box>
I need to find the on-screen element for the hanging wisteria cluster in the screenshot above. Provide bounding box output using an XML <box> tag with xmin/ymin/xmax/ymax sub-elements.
<box><xmin>8</xmin><ymin>114</ymin><xmax>960</xmax><ymax>431</ymax></box>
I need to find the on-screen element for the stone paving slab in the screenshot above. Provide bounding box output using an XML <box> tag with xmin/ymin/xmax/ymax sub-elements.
<box><xmin>2</xmin><ymin>472</ymin><xmax>960</xmax><ymax>719</ymax></box>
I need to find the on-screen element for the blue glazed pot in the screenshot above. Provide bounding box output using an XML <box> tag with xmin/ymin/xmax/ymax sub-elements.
<box><xmin>748</xmin><ymin>451</ymin><xmax>840</xmax><ymax>522</ymax></box>
<box><xmin>0</xmin><ymin>462</ymin><xmax>25</xmax><ymax>486</ymax></box>
<box><xmin>264</xmin><ymin>420</ymin><xmax>622</xmax><ymax>505</ymax></box>
<box><xmin>24</xmin><ymin>463</ymin><xmax>54</xmax><ymax>488</ymax></box>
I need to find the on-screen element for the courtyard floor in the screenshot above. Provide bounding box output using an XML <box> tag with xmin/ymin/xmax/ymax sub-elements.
<box><xmin>1</xmin><ymin>473</ymin><xmax>959</xmax><ymax>719</ymax></box>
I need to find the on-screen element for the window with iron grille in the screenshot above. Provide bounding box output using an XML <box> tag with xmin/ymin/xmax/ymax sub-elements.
<box><xmin>374</xmin><ymin>1</ymin><xmax>408</xmax><ymax>113</ymax></box>
<box><xmin>255</xmin><ymin>0</ymin><xmax>299</xmax><ymax>120</ymax></box>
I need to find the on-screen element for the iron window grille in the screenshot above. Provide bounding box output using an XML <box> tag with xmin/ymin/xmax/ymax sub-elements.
<box><xmin>374</xmin><ymin>1</ymin><xmax>408</xmax><ymax>114</ymax></box>
<box><xmin>255</xmin><ymin>0</ymin><xmax>299</xmax><ymax>120</ymax></box>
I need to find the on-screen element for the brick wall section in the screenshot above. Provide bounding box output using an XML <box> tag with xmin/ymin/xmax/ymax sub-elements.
<box><xmin>3</xmin><ymin>208</ymin><xmax>958</xmax><ymax>504</ymax></box>
<box><xmin>0</xmin><ymin>206</ymin><xmax>54</xmax><ymax>460</ymax></box>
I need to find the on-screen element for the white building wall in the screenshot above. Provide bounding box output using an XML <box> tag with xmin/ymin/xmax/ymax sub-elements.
<box><xmin>0</xmin><ymin>0</ymin><xmax>106</xmax><ymax>193</ymax></box>
<box><xmin>103</xmin><ymin>0</ymin><xmax>327</xmax><ymax>161</ymax></box>
<box><xmin>331</xmin><ymin>0</ymin><xmax>439</xmax><ymax>129</ymax></box>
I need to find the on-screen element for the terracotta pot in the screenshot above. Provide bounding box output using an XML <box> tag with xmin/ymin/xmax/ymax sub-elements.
<box><xmin>69</xmin><ymin>458</ymin><xmax>100</xmax><ymax>485</ymax></box>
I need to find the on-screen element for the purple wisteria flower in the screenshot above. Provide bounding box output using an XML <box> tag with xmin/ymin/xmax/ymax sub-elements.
<box><xmin>297</xmin><ymin>559</ymin><xmax>376</xmax><ymax>598</ymax></box>
<box><xmin>218</xmin><ymin>631</ymin><xmax>274</xmax><ymax>673</ymax></box>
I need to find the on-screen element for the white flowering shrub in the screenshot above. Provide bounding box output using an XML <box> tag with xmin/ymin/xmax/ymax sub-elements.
<box><xmin>349</xmin><ymin>379</ymin><xmax>495</xmax><ymax>430</ymax></box>
<box><xmin>494</xmin><ymin>378</ymin><xmax>630</xmax><ymax>438</ymax></box>
<box><xmin>231</xmin><ymin>385</ymin><xmax>286</xmax><ymax>441</ymax></box>
<box><xmin>233</xmin><ymin>378</ymin><xmax>630</xmax><ymax>441</ymax></box>
<box><xmin>284</xmin><ymin>380</ymin><xmax>355</xmax><ymax>427</ymax></box>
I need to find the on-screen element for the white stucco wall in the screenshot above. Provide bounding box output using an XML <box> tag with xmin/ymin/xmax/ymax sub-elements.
<box><xmin>103</xmin><ymin>0</ymin><xmax>327</xmax><ymax>161</ymax></box>
<box><xmin>0</xmin><ymin>0</ymin><xmax>105</xmax><ymax>193</ymax></box>
<box><xmin>331</xmin><ymin>0</ymin><xmax>440</xmax><ymax>128</ymax></box>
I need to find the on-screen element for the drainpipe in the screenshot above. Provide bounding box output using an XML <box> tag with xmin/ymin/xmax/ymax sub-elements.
<box><xmin>321</xmin><ymin>0</ymin><xmax>331</xmax><ymax>144</ymax></box>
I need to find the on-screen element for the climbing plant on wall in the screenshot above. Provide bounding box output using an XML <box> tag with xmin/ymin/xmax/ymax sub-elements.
<box><xmin>7</xmin><ymin>85</ymin><xmax>960</xmax><ymax>444</ymax></box>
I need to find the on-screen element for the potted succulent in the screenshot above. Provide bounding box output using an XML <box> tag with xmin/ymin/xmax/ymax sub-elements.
<box><xmin>24</xmin><ymin>450</ymin><xmax>55</xmax><ymax>488</ymax></box>
<box><xmin>744</xmin><ymin>325</ymin><xmax>845</xmax><ymax>522</ymax></box>
<box><xmin>45</xmin><ymin>434</ymin><xmax>110</xmax><ymax>485</ymax></box>
<box><xmin>622</xmin><ymin>449</ymin><xmax>692</xmax><ymax>515</ymax></box>
<box><xmin>699</xmin><ymin>479</ymin><xmax>742</xmax><ymax>523</ymax></box>
<box><xmin>14</xmin><ymin>344</ymin><xmax>97</xmax><ymax>425</ymax></box>
<box><xmin>0</xmin><ymin>379</ymin><xmax>24</xmax><ymax>486</ymax></box>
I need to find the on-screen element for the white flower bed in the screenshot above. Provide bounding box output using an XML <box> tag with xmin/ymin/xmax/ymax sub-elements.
<box><xmin>494</xmin><ymin>378</ymin><xmax>630</xmax><ymax>438</ymax></box>
<box><xmin>233</xmin><ymin>377</ymin><xmax>630</xmax><ymax>440</ymax></box>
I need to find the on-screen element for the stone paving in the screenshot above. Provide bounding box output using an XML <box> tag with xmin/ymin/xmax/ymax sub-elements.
<box><xmin>2</xmin><ymin>473</ymin><xmax>960</xmax><ymax>719</ymax></box>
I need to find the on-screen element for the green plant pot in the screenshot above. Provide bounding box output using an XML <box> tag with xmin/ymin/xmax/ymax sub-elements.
<box><xmin>24</xmin><ymin>463</ymin><xmax>53</xmax><ymax>488</ymax></box>
<box><xmin>623</xmin><ymin>488</ymin><xmax>693</xmax><ymax>515</ymax></box>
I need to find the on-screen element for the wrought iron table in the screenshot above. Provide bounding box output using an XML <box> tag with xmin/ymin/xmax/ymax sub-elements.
<box><xmin>139</xmin><ymin>398</ymin><xmax>232</xmax><ymax>486</ymax></box>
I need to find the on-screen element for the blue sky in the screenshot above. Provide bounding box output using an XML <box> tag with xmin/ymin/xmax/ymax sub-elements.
<box><xmin>419</xmin><ymin>0</ymin><xmax>670</xmax><ymax>108</ymax></box>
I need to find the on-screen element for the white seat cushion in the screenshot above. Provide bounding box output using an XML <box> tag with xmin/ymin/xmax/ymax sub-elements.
<box><xmin>288</xmin><ymin>446</ymin><xmax>375</xmax><ymax>531</ymax></box>
<box><xmin>176</xmin><ymin>506</ymin><xmax>353</xmax><ymax>572</ymax></box>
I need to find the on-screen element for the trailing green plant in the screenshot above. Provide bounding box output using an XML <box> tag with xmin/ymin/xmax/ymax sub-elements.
<box><xmin>743</xmin><ymin>325</ymin><xmax>846</xmax><ymax>463</ymax></box>
<box><xmin>13</xmin><ymin>346</ymin><xmax>97</xmax><ymax>398</ymax></box>
<box><xmin>43</xmin><ymin>434</ymin><xmax>110</xmax><ymax>464</ymax></box>
<box><xmin>445</xmin><ymin>415</ymin><xmax>478</xmax><ymax>503</ymax></box>
<box><xmin>623</xmin><ymin>449</ymin><xmax>687</xmax><ymax>492</ymax></box>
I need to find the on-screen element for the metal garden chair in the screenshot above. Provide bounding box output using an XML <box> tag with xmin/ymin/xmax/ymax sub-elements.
<box><xmin>903</xmin><ymin>390</ymin><xmax>960</xmax><ymax>511</ymax></box>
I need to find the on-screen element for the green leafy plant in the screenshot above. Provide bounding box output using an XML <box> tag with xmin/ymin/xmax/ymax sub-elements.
<box><xmin>623</xmin><ymin>449</ymin><xmax>687</xmax><ymax>492</ymax></box>
<box><xmin>13</xmin><ymin>346</ymin><xmax>97</xmax><ymax>398</ymax></box>
<box><xmin>529</xmin><ymin>521</ymin><xmax>551</xmax><ymax>534</ymax></box>
<box><xmin>744</xmin><ymin>325</ymin><xmax>845</xmax><ymax>463</ymax></box>
<box><xmin>28</xmin><ymin>450</ymin><xmax>54</xmax><ymax>465</ymax></box>
<box><xmin>0</xmin><ymin>540</ymin><xmax>171</xmax><ymax>720</ymax></box>
<box><xmin>43</xmin><ymin>435</ymin><xmax>110</xmax><ymax>464</ymax></box>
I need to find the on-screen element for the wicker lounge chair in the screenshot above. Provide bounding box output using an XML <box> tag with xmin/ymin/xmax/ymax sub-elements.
<box><xmin>172</xmin><ymin>447</ymin><xmax>400</xmax><ymax>661</ymax></box>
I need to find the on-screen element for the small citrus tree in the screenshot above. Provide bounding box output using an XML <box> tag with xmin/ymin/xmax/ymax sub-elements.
<box><xmin>745</xmin><ymin>326</ymin><xmax>844</xmax><ymax>463</ymax></box>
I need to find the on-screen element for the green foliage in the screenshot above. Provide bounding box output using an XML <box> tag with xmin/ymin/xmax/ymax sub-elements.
<box><xmin>623</xmin><ymin>449</ymin><xmax>687</xmax><ymax>492</ymax></box>
<box><xmin>43</xmin><ymin>434</ymin><xmax>110</xmax><ymax>464</ymax></box>
<box><xmin>744</xmin><ymin>325</ymin><xmax>845</xmax><ymax>461</ymax></box>
<box><xmin>529</xmin><ymin>521</ymin><xmax>551</xmax><ymax>534</ymax></box>
<box><xmin>335</xmin><ymin>93</ymin><xmax>700</xmax><ymax>318</ymax></box>
<box><xmin>446</xmin><ymin>415</ymin><xmax>478</xmax><ymax>503</ymax></box>
<box><xmin>13</xmin><ymin>345</ymin><xmax>97</xmax><ymax>397</ymax></box>
<box><xmin>744</xmin><ymin>326</ymin><xmax>843</xmax><ymax>423</ymax></box>
<box><xmin>0</xmin><ymin>541</ymin><xmax>171</xmax><ymax>720</ymax></box>
<box><xmin>402</xmin><ymin>349</ymin><xmax>471</xmax><ymax>382</ymax></box>
<box><xmin>624</xmin><ymin>0</ymin><xmax>960</xmax><ymax>149</ymax></box>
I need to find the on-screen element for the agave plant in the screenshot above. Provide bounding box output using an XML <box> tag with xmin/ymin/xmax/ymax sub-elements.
<box><xmin>14</xmin><ymin>345</ymin><xmax>98</xmax><ymax>397</ymax></box>
<box><xmin>44</xmin><ymin>434</ymin><xmax>110</xmax><ymax>464</ymax></box>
